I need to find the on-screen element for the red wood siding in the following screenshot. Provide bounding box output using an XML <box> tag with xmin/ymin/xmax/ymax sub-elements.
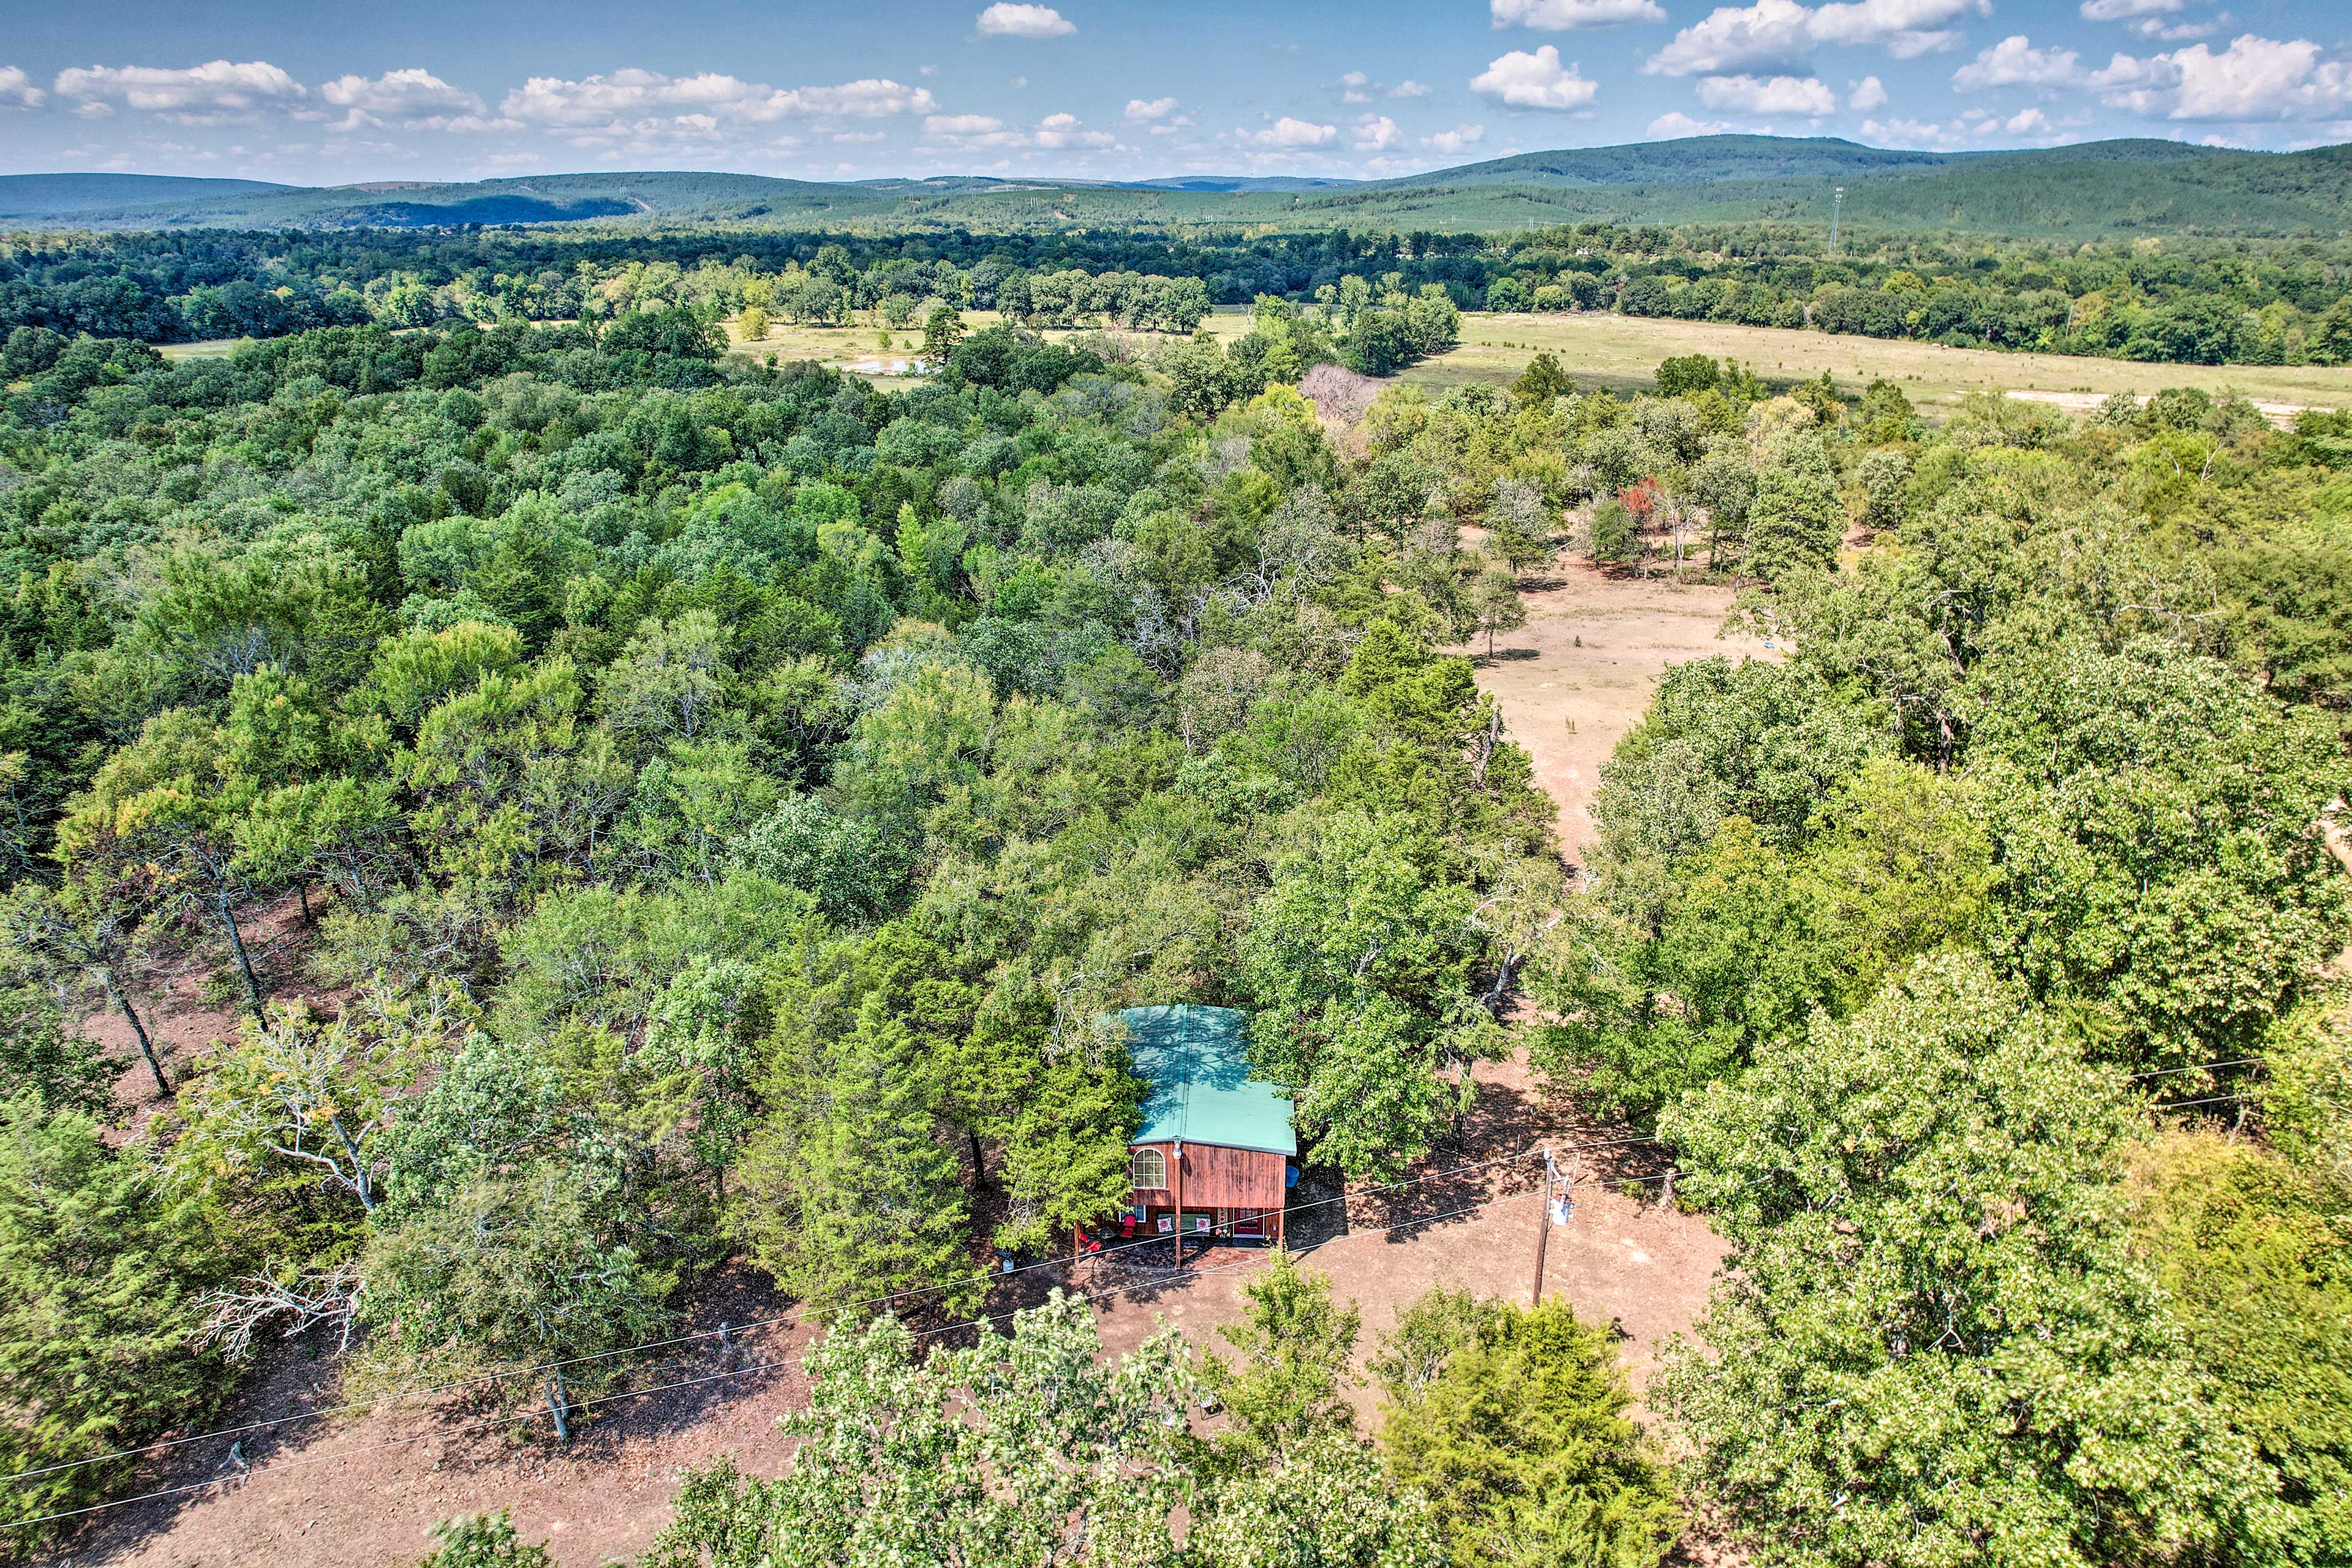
<box><xmin>1128</xmin><ymin>1140</ymin><xmax>1285</xmax><ymax>1210</ymax></box>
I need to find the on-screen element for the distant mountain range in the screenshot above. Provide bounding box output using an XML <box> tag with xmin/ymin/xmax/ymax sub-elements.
<box><xmin>4</xmin><ymin>135</ymin><xmax>2347</xmax><ymax>238</ymax></box>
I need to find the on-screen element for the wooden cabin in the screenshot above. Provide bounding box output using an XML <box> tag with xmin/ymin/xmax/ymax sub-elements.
<box><xmin>1118</xmin><ymin>1005</ymin><xmax>1296</xmax><ymax>1252</ymax></box>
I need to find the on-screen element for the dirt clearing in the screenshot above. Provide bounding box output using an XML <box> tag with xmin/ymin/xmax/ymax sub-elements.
<box><xmin>1464</xmin><ymin>563</ymin><xmax>1768</xmax><ymax>852</ymax></box>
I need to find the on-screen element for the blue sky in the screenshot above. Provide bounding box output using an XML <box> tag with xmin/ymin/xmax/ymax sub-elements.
<box><xmin>1</xmin><ymin>0</ymin><xmax>2346</xmax><ymax>186</ymax></box>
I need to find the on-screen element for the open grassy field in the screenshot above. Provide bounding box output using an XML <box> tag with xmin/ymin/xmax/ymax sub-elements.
<box><xmin>1381</xmin><ymin>312</ymin><xmax>2352</xmax><ymax>417</ymax></box>
<box><xmin>153</xmin><ymin>310</ymin><xmax>2351</xmax><ymax>420</ymax></box>
<box><xmin>731</xmin><ymin>307</ymin><xmax>2352</xmax><ymax>417</ymax></box>
<box><xmin>157</xmin><ymin>338</ymin><xmax>244</xmax><ymax>361</ymax></box>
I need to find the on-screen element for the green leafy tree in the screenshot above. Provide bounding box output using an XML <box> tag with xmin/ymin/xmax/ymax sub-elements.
<box><xmin>643</xmin><ymin>1293</ymin><xmax>1195</xmax><ymax>1568</ymax></box>
<box><xmin>393</xmin><ymin>660</ymin><xmax>632</xmax><ymax>913</ymax></box>
<box><xmin>1653</xmin><ymin>354</ymin><xmax>1720</xmax><ymax>398</ymax></box>
<box><xmin>56</xmin><ymin>708</ymin><xmax>270</xmax><ymax>1017</ymax></box>
<box><xmin>1966</xmin><ymin>638</ymin><xmax>2350</xmax><ymax>1071</ymax></box>
<box><xmin>358</xmin><ymin>1169</ymin><xmax>676</xmax><ymax>1431</ymax></box>
<box><xmin>2259</xmin><ymin>984</ymin><xmax>2352</xmax><ymax>1197</ymax></box>
<box><xmin>730</xmin><ymin>993</ymin><xmax>978</xmax><ymax>1315</ymax></box>
<box><xmin>647</xmin><ymin>1292</ymin><xmax>1440</xmax><ymax>1568</ymax></box>
<box><xmin>1244</xmin><ymin>810</ymin><xmax>1481</xmax><ymax>1179</ymax></box>
<box><xmin>2127</xmin><ymin>1134</ymin><xmax>2352</xmax><ymax>1568</ymax></box>
<box><xmin>1202</xmin><ymin>1250</ymin><xmax>1362</xmax><ymax>1460</ymax></box>
<box><xmin>0</xmin><ymin>987</ymin><xmax>116</xmax><ymax>1118</ymax></box>
<box><xmin>1185</xmin><ymin>1434</ymin><xmax>1447</xmax><ymax>1568</ymax></box>
<box><xmin>922</xmin><ymin>305</ymin><xmax>967</xmax><ymax>357</ymax></box>
<box><xmin>1467</xmin><ymin>551</ymin><xmax>1527</xmax><ymax>658</ymax></box>
<box><xmin>1376</xmin><ymin>1291</ymin><xmax>1681</xmax><ymax>1568</ymax></box>
<box><xmin>1512</xmin><ymin>351</ymin><xmax>1574</xmax><ymax>405</ymax></box>
<box><xmin>1656</xmin><ymin>954</ymin><xmax>2281</xmax><ymax>1568</ymax></box>
<box><xmin>172</xmin><ymin>980</ymin><xmax>471</xmax><ymax>1217</ymax></box>
<box><xmin>1588</xmin><ymin>499</ymin><xmax>1639</xmax><ymax>565</ymax></box>
<box><xmin>415</xmin><ymin>1511</ymin><xmax>552</xmax><ymax>1568</ymax></box>
<box><xmin>1741</xmin><ymin>435</ymin><xmax>1844</xmax><ymax>585</ymax></box>
<box><xmin>2</xmin><ymin>879</ymin><xmax>170</xmax><ymax>1098</ymax></box>
<box><xmin>0</xmin><ymin>1098</ymin><xmax>236</xmax><ymax>1538</ymax></box>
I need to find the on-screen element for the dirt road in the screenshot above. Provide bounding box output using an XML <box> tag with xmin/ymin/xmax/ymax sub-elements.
<box><xmin>1468</xmin><ymin>562</ymin><xmax>1768</xmax><ymax>853</ymax></box>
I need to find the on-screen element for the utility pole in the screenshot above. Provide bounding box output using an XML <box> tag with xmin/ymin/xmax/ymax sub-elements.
<box><xmin>1171</xmin><ymin>1139</ymin><xmax>1185</xmax><ymax>1268</ymax></box>
<box><xmin>1830</xmin><ymin>186</ymin><xmax>1845</xmax><ymax>257</ymax></box>
<box><xmin>1529</xmin><ymin>1148</ymin><xmax>1555</xmax><ymax>1306</ymax></box>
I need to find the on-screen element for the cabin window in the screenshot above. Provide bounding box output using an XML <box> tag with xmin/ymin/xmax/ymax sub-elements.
<box><xmin>1129</xmin><ymin>1147</ymin><xmax>1166</xmax><ymax>1189</ymax></box>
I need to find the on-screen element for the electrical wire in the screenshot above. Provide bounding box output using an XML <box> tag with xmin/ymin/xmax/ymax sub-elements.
<box><xmin>6</xmin><ymin>1134</ymin><xmax>1665</xmax><ymax>1493</ymax></box>
<box><xmin>2128</xmin><ymin>1057</ymin><xmax>2260</xmax><ymax>1080</ymax></box>
<box><xmin>9</xmin><ymin>1060</ymin><xmax>2250</xmax><ymax>1511</ymax></box>
<box><xmin>2</xmin><ymin>1175</ymin><xmax>1566</xmax><ymax>1534</ymax></box>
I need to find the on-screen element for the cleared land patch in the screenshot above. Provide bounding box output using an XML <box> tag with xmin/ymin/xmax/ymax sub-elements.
<box><xmin>1410</xmin><ymin>311</ymin><xmax>2352</xmax><ymax>413</ymax></box>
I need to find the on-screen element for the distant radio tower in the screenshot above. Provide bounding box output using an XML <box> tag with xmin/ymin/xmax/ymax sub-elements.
<box><xmin>1830</xmin><ymin>186</ymin><xmax>1845</xmax><ymax>256</ymax></box>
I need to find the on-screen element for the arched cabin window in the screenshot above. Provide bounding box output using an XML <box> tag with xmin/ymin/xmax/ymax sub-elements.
<box><xmin>1130</xmin><ymin>1147</ymin><xmax>1167</xmax><ymax>1189</ymax></box>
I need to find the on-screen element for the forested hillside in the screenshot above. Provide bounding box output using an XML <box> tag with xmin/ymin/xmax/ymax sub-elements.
<box><xmin>0</xmin><ymin>276</ymin><xmax>2348</xmax><ymax>1566</ymax></box>
<box><xmin>5</xmin><ymin>136</ymin><xmax>2349</xmax><ymax>238</ymax></box>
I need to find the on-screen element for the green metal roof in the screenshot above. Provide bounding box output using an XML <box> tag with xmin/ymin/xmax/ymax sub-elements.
<box><xmin>1120</xmin><ymin>1005</ymin><xmax>1297</xmax><ymax>1158</ymax></box>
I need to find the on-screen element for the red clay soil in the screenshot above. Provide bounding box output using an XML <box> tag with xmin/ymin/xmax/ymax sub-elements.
<box><xmin>78</xmin><ymin>892</ymin><xmax>331</xmax><ymax>1140</ymax></box>
<box><xmin>48</xmin><ymin>565</ymin><xmax>1746</xmax><ymax>1568</ymax></box>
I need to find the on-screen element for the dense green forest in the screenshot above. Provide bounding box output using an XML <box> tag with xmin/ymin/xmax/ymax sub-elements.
<box><xmin>10</xmin><ymin>214</ymin><xmax>2350</xmax><ymax>371</ymax></box>
<box><xmin>1</xmin><ymin>281</ymin><xmax>2348</xmax><ymax>1568</ymax></box>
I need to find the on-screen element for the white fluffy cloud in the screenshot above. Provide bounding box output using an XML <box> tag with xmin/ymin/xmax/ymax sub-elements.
<box><xmin>1698</xmin><ymin>72</ymin><xmax>1839</xmax><ymax>113</ymax></box>
<box><xmin>1242</xmin><ymin>116</ymin><xmax>1339</xmax><ymax>147</ymax></box>
<box><xmin>1863</xmin><ymin>104</ymin><xmax>2062</xmax><ymax>145</ymax></box>
<box><xmin>1952</xmin><ymin>31</ymin><xmax>2351</xmax><ymax>119</ymax></box>
<box><xmin>2080</xmin><ymin>0</ymin><xmax>2179</xmax><ymax>18</ymax></box>
<box><xmin>923</xmin><ymin>110</ymin><xmax>1112</xmax><ymax>148</ymax></box>
<box><xmin>1645</xmin><ymin>0</ymin><xmax>1989</xmax><ymax>77</ymax></box>
<box><xmin>1031</xmin><ymin>111</ymin><xmax>1112</xmax><ymax>146</ymax></box>
<box><xmin>1850</xmin><ymin>74</ymin><xmax>1890</xmax><ymax>107</ymax></box>
<box><xmin>1342</xmin><ymin>71</ymin><xmax>1434</xmax><ymax>103</ymax></box>
<box><xmin>2167</xmin><ymin>35</ymin><xmax>2351</xmax><ymax>119</ymax></box>
<box><xmin>0</xmin><ymin>66</ymin><xmax>45</xmax><ymax>108</ymax></box>
<box><xmin>1423</xmin><ymin>123</ymin><xmax>1488</xmax><ymax>153</ymax></box>
<box><xmin>1124</xmin><ymin>96</ymin><xmax>1178</xmax><ymax>123</ymax></box>
<box><xmin>1471</xmin><ymin>45</ymin><xmax>1600</xmax><ymax>109</ymax></box>
<box><xmin>1352</xmin><ymin>113</ymin><xmax>1400</xmax><ymax>149</ymax></box>
<box><xmin>318</xmin><ymin>69</ymin><xmax>490</xmax><ymax>132</ymax></box>
<box><xmin>500</xmin><ymin>70</ymin><xmax>937</xmax><ymax>130</ymax></box>
<box><xmin>1490</xmin><ymin>0</ymin><xmax>1666</xmax><ymax>30</ymax></box>
<box><xmin>976</xmin><ymin>4</ymin><xmax>1075</xmax><ymax>38</ymax></box>
<box><xmin>53</xmin><ymin>59</ymin><xmax>306</xmax><ymax>122</ymax></box>
<box><xmin>1953</xmin><ymin>35</ymin><xmax>2090</xmax><ymax>89</ymax></box>
<box><xmin>1648</xmin><ymin>110</ymin><xmax>1735</xmax><ymax>135</ymax></box>
<box><xmin>924</xmin><ymin>113</ymin><xmax>1004</xmax><ymax>137</ymax></box>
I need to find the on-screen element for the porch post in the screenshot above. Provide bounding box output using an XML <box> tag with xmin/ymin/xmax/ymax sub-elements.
<box><xmin>1172</xmin><ymin>1138</ymin><xmax>1184</xmax><ymax>1267</ymax></box>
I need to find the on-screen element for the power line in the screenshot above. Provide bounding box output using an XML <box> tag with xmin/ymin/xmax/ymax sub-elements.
<box><xmin>2149</xmin><ymin>1093</ymin><xmax>2256</xmax><ymax>1113</ymax></box>
<box><xmin>11</xmin><ymin>1058</ymin><xmax>2256</xmax><ymax>1505</ymax></box>
<box><xmin>7</xmin><ymin>1134</ymin><xmax>1665</xmax><ymax>1493</ymax></box>
<box><xmin>2129</xmin><ymin>1057</ymin><xmax>2261</xmax><ymax>1080</ymax></box>
<box><xmin>4</xmin><ymin>1177</ymin><xmax>1570</xmax><ymax>1536</ymax></box>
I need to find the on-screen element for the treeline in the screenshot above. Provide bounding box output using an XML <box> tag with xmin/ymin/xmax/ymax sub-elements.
<box><xmin>1493</xmin><ymin>219</ymin><xmax>2352</xmax><ymax>365</ymax></box>
<box><xmin>9</xmin><ymin>219</ymin><xmax>2347</xmax><ymax>367</ymax></box>
<box><xmin>0</xmin><ymin>225</ymin><xmax>1484</xmax><ymax>343</ymax></box>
